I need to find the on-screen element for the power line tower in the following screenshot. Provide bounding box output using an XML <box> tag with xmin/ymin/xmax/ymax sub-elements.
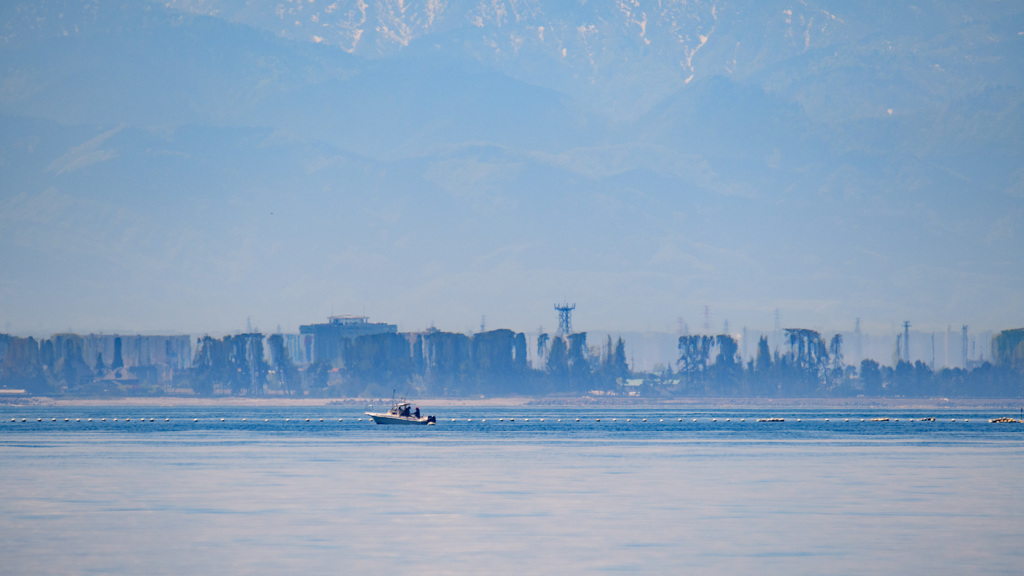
<box><xmin>945</xmin><ymin>325</ymin><xmax>951</xmax><ymax>369</ymax></box>
<box><xmin>903</xmin><ymin>321</ymin><xmax>911</xmax><ymax>363</ymax></box>
<box><xmin>855</xmin><ymin>318</ymin><xmax>862</xmax><ymax>365</ymax></box>
<box><xmin>773</xmin><ymin>308</ymin><xmax>781</xmax><ymax>354</ymax></box>
<box><xmin>931</xmin><ymin>333</ymin><xmax>935</xmax><ymax>370</ymax></box>
<box><xmin>961</xmin><ymin>325</ymin><xmax>969</xmax><ymax>369</ymax></box>
<box><xmin>554</xmin><ymin>303</ymin><xmax>575</xmax><ymax>337</ymax></box>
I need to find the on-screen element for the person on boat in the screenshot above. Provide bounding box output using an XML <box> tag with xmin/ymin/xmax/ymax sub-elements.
<box><xmin>414</xmin><ymin>406</ymin><xmax>421</xmax><ymax>419</ymax></box>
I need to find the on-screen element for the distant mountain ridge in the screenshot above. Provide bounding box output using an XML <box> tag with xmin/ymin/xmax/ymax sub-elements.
<box><xmin>156</xmin><ymin>0</ymin><xmax>1023</xmax><ymax>119</ymax></box>
<box><xmin>0</xmin><ymin>0</ymin><xmax>1022</xmax><ymax>335</ymax></box>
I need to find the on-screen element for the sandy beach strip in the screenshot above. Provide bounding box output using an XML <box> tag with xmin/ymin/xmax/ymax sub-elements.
<box><xmin>5</xmin><ymin>395</ymin><xmax>1021</xmax><ymax>410</ymax></box>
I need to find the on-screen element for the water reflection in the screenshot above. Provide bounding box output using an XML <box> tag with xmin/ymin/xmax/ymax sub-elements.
<box><xmin>1</xmin><ymin>406</ymin><xmax>1023</xmax><ymax>574</ymax></box>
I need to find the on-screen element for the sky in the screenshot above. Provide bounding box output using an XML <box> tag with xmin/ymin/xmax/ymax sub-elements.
<box><xmin>1</xmin><ymin>0</ymin><xmax>1022</xmax><ymax>339</ymax></box>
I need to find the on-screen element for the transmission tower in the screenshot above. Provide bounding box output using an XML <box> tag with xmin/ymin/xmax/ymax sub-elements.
<box><xmin>903</xmin><ymin>321</ymin><xmax>911</xmax><ymax>363</ymax></box>
<box><xmin>554</xmin><ymin>303</ymin><xmax>576</xmax><ymax>336</ymax></box>
<box><xmin>855</xmin><ymin>318</ymin><xmax>863</xmax><ymax>365</ymax></box>
<box><xmin>931</xmin><ymin>333</ymin><xmax>935</xmax><ymax>370</ymax></box>
<box><xmin>961</xmin><ymin>325</ymin><xmax>968</xmax><ymax>369</ymax></box>
<box><xmin>677</xmin><ymin>317</ymin><xmax>688</xmax><ymax>336</ymax></box>
<box><xmin>773</xmin><ymin>308</ymin><xmax>781</xmax><ymax>354</ymax></box>
<box><xmin>945</xmin><ymin>325</ymin><xmax>951</xmax><ymax>368</ymax></box>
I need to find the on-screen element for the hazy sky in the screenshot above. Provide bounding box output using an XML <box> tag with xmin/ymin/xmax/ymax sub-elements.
<box><xmin>1</xmin><ymin>0</ymin><xmax>1022</xmax><ymax>337</ymax></box>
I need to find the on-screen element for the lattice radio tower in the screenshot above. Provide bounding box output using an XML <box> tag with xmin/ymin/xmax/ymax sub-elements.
<box><xmin>554</xmin><ymin>302</ymin><xmax>576</xmax><ymax>336</ymax></box>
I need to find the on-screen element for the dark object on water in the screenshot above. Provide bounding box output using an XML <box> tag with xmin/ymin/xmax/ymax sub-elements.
<box><xmin>366</xmin><ymin>401</ymin><xmax>436</xmax><ymax>425</ymax></box>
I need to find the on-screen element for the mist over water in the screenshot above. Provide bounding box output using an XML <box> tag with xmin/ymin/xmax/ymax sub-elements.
<box><xmin>3</xmin><ymin>406</ymin><xmax>1023</xmax><ymax>574</ymax></box>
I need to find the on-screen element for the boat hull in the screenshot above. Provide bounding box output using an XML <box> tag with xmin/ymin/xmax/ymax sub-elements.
<box><xmin>366</xmin><ymin>413</ymin><xmax>434</xmax><ymax>425</ymax></box>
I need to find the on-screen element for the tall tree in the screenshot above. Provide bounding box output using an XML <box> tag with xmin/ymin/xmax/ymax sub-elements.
<box><xmin>567</xmin><ymin>332</ymin><xmax>591</xmax><ymax>393</ymax></box>
<box><xmin>754</xmin><ymin>336</ymin><xmax>772</xmax><ymax>372</ymax></box>
<box><xmin>190</xmin><ymin>336</ymin><xmax>224</xmax><ymax>396</ymax></box>
<box><xmin>750</xmin><ymin>335</ymin><xmax>775</xmax><ymax>396</ymax></box>
<box><xmin>610</xmin><ymin>337</ymin><xmax>629</xmax><ymax>379</ymax></box>
<box><xmin>513</xmin><ymin>332</ymin><xmax>528</xmax><ymax>370</ymax></box>
<box><xmin>267</xmin><ymin>334</ymin><xmax>298</xmax><ymax>395</ymax></box>
<box><xmin>783</xmin><ymin>329</ymin><xmax>828</xmax><ymax>396</ymax></box>
<box><xmin>546</xmin><ymin>336</ymin><xmax>569</xmax><ymax>379</ymax></box>
<box><xmin>0</xmin><ymin>337</ymin><xmax>48</xmax><ymax>394</ymax></box>
<box><xmin>712</xmin><ymin>334</ymin><xmax>741</xmax><ymax>395</ymax></box>
<box><xmin>422</xmin><ymin>331</ymin><xmax>471</xmax><ymax>396</ymax></box>
<box><xmin>859</xmin><ymin>359</ymin><xmax>883</xmax><ymax>396</ymax></box>
<box><xmin>537</xmin><ymin>332</ymin><xmax>550</xmax><ymax>360</ymax></box>
<box><xmin>52</xmin><ymin>335</ymin><xmax>93</xmax><ymax>391</ymax></box>
<box><xmin>826</xmin><ymin>334</ymin><xmax>845</xmax><ymax>394</ymax></box>
<box><xmin>305</xmin><ymin>361</ymin><xmax>329</xmax><ymax>395</ymax></box>
<box><xmin>993</xmin><ymin>328</ymin><xmax>1024</xmax><ymax>374</ymax></box>
<box><xmin>112</xmin><ymin>337</ymin><xmax>124</xmax><ymax>370</ymax></box>
<box><xmin>678</xmin><ymin>335</ymin><xmax>714</xmax><ymax>395</ymax></box>
<box><xmin>344</xmin><ymin>333</ymin><xmax>413</xmax><ymax>390</ymax></box>
<box><xmin>470</xmin><ymin>329</ymin><xmax>521</xmax><ymax>395</ymax></box>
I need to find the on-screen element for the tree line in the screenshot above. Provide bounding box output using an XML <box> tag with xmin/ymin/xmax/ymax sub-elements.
<box><xmin>0</xmin><ymin>333</ymin><xmax>184</xmax><ymax>396</ymax></box>
<box><xmin>0</xmin><ymin>327</ymin><xmax>1021</xmax><ymax>398</ymax></box>
<box><xmin>668</xmin><ymin>328</ymin><xmax>1024</xmax><ymax>398</ymax></box>
<box><xmin>244</xmin><ymin>329</ymin><xmax>631</xmax><ymax>398</ymax></box>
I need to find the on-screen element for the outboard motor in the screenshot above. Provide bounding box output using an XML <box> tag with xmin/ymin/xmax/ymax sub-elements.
<box><xmin>426</xmin><ymin>415</ymin><xmax>436</xmax><ymax>424</ymax></box>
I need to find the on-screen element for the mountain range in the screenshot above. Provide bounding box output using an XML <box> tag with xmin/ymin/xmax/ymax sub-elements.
<box><xmin>1</xmin><ymin>0</ymin><xmax>1022</xmax><ymax>337</ymax></box>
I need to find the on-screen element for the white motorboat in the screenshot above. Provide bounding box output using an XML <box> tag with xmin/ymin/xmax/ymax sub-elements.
<box><xmin>366</xmin><ymin>401</ymin><xmax>436</xmax><ymax>425</ymax></box>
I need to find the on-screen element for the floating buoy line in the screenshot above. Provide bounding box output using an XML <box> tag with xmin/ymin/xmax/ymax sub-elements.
<box><xmin>1</xmin><ymin>415</ymin><xmax>1002</xmax><ymax>429</ymax></box>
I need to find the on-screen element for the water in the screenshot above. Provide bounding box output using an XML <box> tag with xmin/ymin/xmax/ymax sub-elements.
<box><xmin>2</xmin><ymin>405</ymin><xmax>1023</xmax><ymax>575</ymax></box>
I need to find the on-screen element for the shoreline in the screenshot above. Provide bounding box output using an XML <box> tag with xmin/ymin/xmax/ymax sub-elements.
<box><xmin>4</xmin><ymin>395</ymin><xmax>1022</xmax><ymax>410</ymax></box>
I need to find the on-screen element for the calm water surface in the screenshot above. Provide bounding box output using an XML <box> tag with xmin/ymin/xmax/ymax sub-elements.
<box><xmin>2</xmin><ymin>406</ymin><xmax>1023</xmax><ymax>575</ymax></box>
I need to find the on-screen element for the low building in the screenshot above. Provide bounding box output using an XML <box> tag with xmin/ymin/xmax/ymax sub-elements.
<box><xmin>622</xmin><ymin>378</ymin><xmax>644</xmax><ymax>396</ymax></box>
<box><xmin>299</xmin><ymin>315</ymin><xmax>398</xmax><ymax>365</ymax></box>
